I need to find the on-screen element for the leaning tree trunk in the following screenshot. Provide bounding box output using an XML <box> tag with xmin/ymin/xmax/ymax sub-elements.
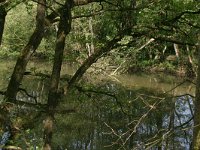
<box><xmin>5</xmin><ymin>0</ymin><xmax>46</xmax><ymax>102</ymax></box>
<box><xmin>0</xmin><ymin>4</ymin><xmax>7</xmax><ymax>46</ymax></box>
<box><xmin>43</xmin><ymin>1</ymin><xmax>72</xmax><ymax>149</ymax></box>
<box><xmin>68</xmin><ymin>35</ymin><xmax>122</xmax><ymax>88</ymax></box>
<box><xmin>193</xmin><ymin>33</ymin><xmax>200</xmax><ymax>149</ymax></box>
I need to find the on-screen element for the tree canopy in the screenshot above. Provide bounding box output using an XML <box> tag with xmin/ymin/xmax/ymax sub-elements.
<box><xmin>0</xmin><ymin>0</ymin><xmax>200</xmax><ymax>149</ymax></box>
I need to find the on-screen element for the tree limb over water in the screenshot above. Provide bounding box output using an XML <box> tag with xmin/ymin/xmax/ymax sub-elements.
<box><xmin>74</xmin><ymin>84</ymin><xmax>128</xmax><ymax>116</ymax></box>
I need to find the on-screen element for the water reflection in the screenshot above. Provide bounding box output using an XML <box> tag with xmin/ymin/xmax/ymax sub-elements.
<box><xmin>116</xmin><ymin>73</ymin><xmax>195</xmax><ymax>96</ymax></box>
<box><xmin>51</xmin><ymin>84</ymin><xmax>194</xmax><ymax>150</ymax></box>
<box><xmin>16</xmin><ymin>78</ymin><xmax>48</xmax><ymax>104</ymax></box>
<box><xmin>0</xmin><ymin>62</ymin><xmax>195</xmax><ymax>149</ymax></box>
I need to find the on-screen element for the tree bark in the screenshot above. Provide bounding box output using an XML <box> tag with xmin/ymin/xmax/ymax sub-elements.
<box><xmin>68</xmin><ymin>35</ymin><xmax>122</xmax><ymax>88</ymax></box>
<box><xmin>0</xmin><ymin>4</ymin><xmax>7</xmax><ymax>45</ymax></box>
<box><xmin>47</xmin><ymin>1</ymin><xmax>72</xmax><ymax>110</ymax></box>
<box><xmin>193</xmin><ymin>33</ymin><xmax>200</xmax><ymax>149</ymax></box>
<box><xmin>43</xmin><ymin>1</ymin><xmax>72</xmax><ymax>149</ymax></box>
<box><xmin>4</xmin><ymin>0</ymin><xmax>102</xmax><ymax>102</ymax></box>
<box><xmin>5</xmin><ymin>0</ymin><xmax>46</xmax><ymax>102</ymax></box>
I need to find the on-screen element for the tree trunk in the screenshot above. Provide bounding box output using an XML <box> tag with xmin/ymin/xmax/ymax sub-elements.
<box><xmin>43</xmin><ymin>1</ymin><xmax>72</xmax><ymax>149</ymax></box>
<box><xmin>173</xmin><ymin>43</ymin><xmax>180</xmax><ymax>58</ymax></box>
<box><xmin>68</xmin><ymin>35</ymin><xmax>122</xmax><ymax>88</ymax></box>
<box><xmin>0</xmin><ymin>4</ymin><xmax>6</xmax><ymax>45</ymax></box>
<box><xmin>88</xmin><ymin>17</ymin><xmax>95</xmax><ymax>55</ymax></box>
<box><xmin>47</xmin><ymin>0</ymin><xmax>72</xmax><ymax>114</ymax></box>
<box><xmin>47</xmin><ymin>31</ymin><xmax>67</xmax><ymax>111</ymax></box>
<box><xmin>4</xmin><ymin>0</ymin><xmax>105</xmax><ymax>102</ymax></box>
<box><xmin>193</xmin><ymin>34</ymin><xmax>200</xmax><ymax>149</ymax></box>
<box><xmin>84</xmin><ymin>17</ymin><xmax>94</xmax><ymax>57</ymax></box>
<box><xmin>5</xmin><ymin>0</ymin><xmax>46</xmax><ymax>102</ymax></box>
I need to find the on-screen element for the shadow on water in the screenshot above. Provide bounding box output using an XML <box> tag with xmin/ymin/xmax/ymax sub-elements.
<box><xmin>0</xmin><ymin>61</ymin><xmax>195</xmax><ymax>150</ymax></box>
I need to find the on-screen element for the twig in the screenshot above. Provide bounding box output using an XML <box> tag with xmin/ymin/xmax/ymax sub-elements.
<box><xmin>121</xmin><ymin>99</ymin><xmax>163</xmax><ymax>148</ymax></box>
<box><xmin>186</xmin><ymin>95</ymin><xmax>194</xmax><ymax>116</ymax></box>
<box><xmin>174</xmin><ymin>93</ymin><xmax>195</xmax><ymax>98</ymax></box>
<box><xmin>103</xmin><ymin>0</ymin><xmax>120</xmax><ymax>8</ymax></box>
<box><xmin>53</xmin><ymin>0</ymin><xmax>64</xmax><ymax>6</ymax></box>
<box><xmin>164</xmin><ymin>79</ymin><xmax>194</xmax><ymax>94</ymax></box>
<box><xmin>74</xmin><ymin>85</ymin><xmax>129</xmax><ymax>116</ymax></box>
<box><xmin>72</xmin><ymin>10</ymin><xmax>104</xmax><ymax>19</ymax></box>
<box><xmin>103</xmin><ymin>122</ymin><xmax>125</xmax><ymax>148</ymax></box>
<box><xmin>110</xmin><ymin>60</ymin><xmax>126</xmax><ymax>75</ymax></box>
<box><xmin>174</xmin><ymin>109</ymin><xmax>189</xmax><ymax>143</ymax></box>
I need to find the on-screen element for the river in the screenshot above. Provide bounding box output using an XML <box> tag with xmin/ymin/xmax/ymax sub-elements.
<box><xmin>0</xmin><ymin>60</ymin><xmax>195</xmax><ymax>150</ymax></box>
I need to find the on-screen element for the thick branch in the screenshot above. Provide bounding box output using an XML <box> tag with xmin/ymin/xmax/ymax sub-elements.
<box><xmin>153</xmin><ymin>36</ymin><xmax>195</xmax><ymax>46</ymax></box>
<box><xmin>163</xmin><ymin>9</ymin><xmax>200</xmax><ymax>24</ymax></box>
<box><xmin>68</xmin><ymin>35</ymin><xmax>122</xmax><ymax>88</ymax></box>
<box><xmin>74</xmin><ymin>85</ymin><xmax>128</xmax><ymax>115</ymax></box>
<box><xmin>73</xmin><ymin>0</ymin><xmax>101</xmax><ymax>6</ymax></box>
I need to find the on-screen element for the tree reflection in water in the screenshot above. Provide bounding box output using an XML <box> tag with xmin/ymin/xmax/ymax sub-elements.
<box><xmin>52</xmin><ymin>83</ymin><xmax>194</xmax><ymax>150</ymax></box>
<box><xmin>0</xmin><ymin>75</ymin><xmax>195</xmax><ymax>150</ymax></box>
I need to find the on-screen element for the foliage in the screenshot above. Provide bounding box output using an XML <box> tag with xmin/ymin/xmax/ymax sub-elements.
<box><xmin>1</xmin><ymin>0</ymin><xmax>200</xmax><ymax>74</ymax></box>
<box><xmin>2</xmin><ymin>4</ymin><xmax>35</xmax><ymax>53</ymax></box>
<box><xmin>0</xmin><ymin>0</ymin><xmax>200</xmax><ymax>148</ymax></box>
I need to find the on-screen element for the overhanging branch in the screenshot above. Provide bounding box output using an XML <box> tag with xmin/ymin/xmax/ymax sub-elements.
<box><xmin>160</xmin><ymin>9</ymin><xmax>200</xmax><ymax>25</ymax></box>
<box><xmin>153</xmin><ymin>36</ymin><xmax>195</xmax><ymax>46</ymax></box>
<box><xmin>73</xmin><ymin>0</ymin><xmax>101</xmax><ymax>6</ymax></box>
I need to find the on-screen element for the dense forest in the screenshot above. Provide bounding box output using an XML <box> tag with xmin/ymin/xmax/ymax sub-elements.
<box><xmin>0</xmin><ymin>0</ymin><xmax>200</xmax><ymax>149</ymax></box>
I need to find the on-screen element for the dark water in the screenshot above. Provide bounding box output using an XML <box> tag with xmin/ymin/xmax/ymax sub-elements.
<box><xmin>0</xmin><ymin>61</ymin><xmax>195</xmax><ymax>150</ymax></box>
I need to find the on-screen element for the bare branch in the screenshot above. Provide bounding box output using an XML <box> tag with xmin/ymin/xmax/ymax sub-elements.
<box><xmin>54</xmin><ymin>0</ymin><xmax>64</xmax><ymax>6</ymax></box>
<box><xmin>72</xmin><ymin>4</ymin><xmax>103</xmax><ymax>19</ymax></box>
<box><xmin>163</xmin><ymin>9</ymin><xmax>200</xmax><ymax>25</ymax></box>
<box><xmin>164</xmin><ymin>79</ymin><xmax>195</xmax><ymax>94</ymax></box>
<box><xmin>153</xmin><ymin>36</ymin><xmax>195</xmax><ymax>46</ymax></box>
<box><xmin>103</xmin><ymin>0</ymin><xmax>121</xmax><ymax>8</ymax></box>
<box><xmin>74</xmin><ymin>85</ymin><xmax>129</xmax><ymax>116</ymax></box>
